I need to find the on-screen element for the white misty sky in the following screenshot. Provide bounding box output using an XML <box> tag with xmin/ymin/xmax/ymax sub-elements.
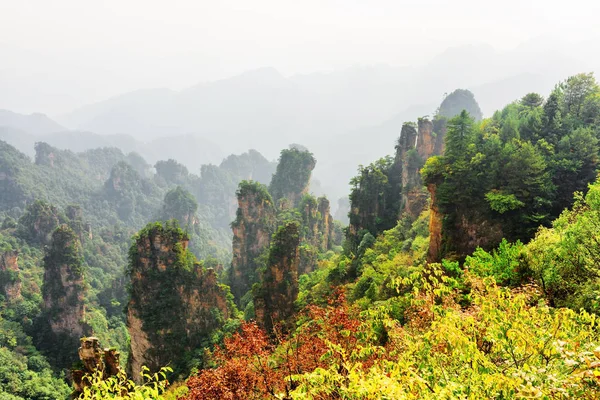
<box><xmin>0</xmin><ymin>0</ymin><xmax>598</xmax><ymax>114</ymax></box>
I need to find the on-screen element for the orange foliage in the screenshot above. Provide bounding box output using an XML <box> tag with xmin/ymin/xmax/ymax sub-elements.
<box><xmin>184</xmin><ymin>290</ymin><xmax>371</xmax><ymax>400</ymax></box>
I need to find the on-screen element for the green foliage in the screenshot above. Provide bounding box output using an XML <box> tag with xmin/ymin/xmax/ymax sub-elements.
<box><xmin>485</xmin><ymin>190</ymin><xmax>525</xmax><ymax>214</ymax></box>
<box><xmin>154</xmin><ymin>159</ymin><xmax>189</xmax><ymax>185</ymax></box>
<box><xmin>0</xmin><ymin>314</ymin><xmax>70</xmax><ymax>399</ymax></box>
<box><xmin>465</xmin><ymin>239</ymin><xmax>526</xmax><ymax>286</ymax></box>
<box><xmin>78</xmin><ymin>366</ymin><xmax>172</xmax><ymax>399</ymax></box>
<box><xmin>527</xmin><ymin>178</ymin><xmax>600</xmax><ymax>312</ymax></box>
<box><xmin>347</xmin><ymin>156</ymin><xmax>399</xmax><ymax>251</ymax></box>
<box><xmin>269</xmin><ymin>148</ymin><xmax>316</xmax><ymax>206</ymax></box>
<box><xmin>426</xmin><ymin>74</ymin><xmax>600</xmax><ymax>259</ymax></box>
<box><xmin>160</xmin><ymin>186</ymin><xmax>198</xmax><ymax>228</ymax></box>
<box><xmin>16</xmin><ymin>200</ymin><xmax>63</xmax><ymax>245</ymax></box>
<box><xmin>127</xmin><ymin>221</ymin><xmax>234</xmax><ymax>378</ymax></box>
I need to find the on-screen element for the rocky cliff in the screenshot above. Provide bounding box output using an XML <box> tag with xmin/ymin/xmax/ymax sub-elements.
<box><xmin>269</xmin><ymin>148</ymin><xmax>316</xmax><ymax>207</ymax></box>
<box><xmin>400</xmin><ymin>118</ymin><xmax>447</xmax><ymax>218</ymax></box>
<box><xmin>348</xmin><ymin>117</ymin><xmax>447</xmax><ymax>249</ymax></box>
<box><xmin>317</xmin><ymin>197</ymin><xmax>334</xmax><ymax>251</ymax></box>
<box><xmin>42</xmin><ymin>225</ymin><xmax>86</xmax><ymax>339</ymax></box>
<box><xmin>426</xmin><ymin>183</ymin><xmax>443</xmax><ymax>263</ymax></box>
<box><xmin>229</xmin><ymin>181</ymin><xmax>277</xmax><ymax>305</ymax></box>
<box><xmin>0</xmin><ymin>250</ymin><xmax>21</xmax><ymax>302</ymax></box>
<box><xmin>254</xmin><ymin>221</ymin><xmax>300</xmax><ymax>334</ymax></box>
<box><xmin>17</xmin><ymin>200</ymin><xmax>61</xmax><ymax>245</ymax></box>
<box><xmin>39</xmin><ymin>224</ymin><xmax>88</xmax><ymax>369</ymax></box>
<box><xmin>126</xmin><ymin>221</ymin><xmax>231</xmax><ymax>381</ymax></box>
<box><xmin>72</xmin><ymin>337</ymin><xmax>121</xmax><ymax>395</ymax></box>
<box><xmin>299</xmin><ymin>194</ymin><xmax>334</xmax><ymax>253</ymax></box>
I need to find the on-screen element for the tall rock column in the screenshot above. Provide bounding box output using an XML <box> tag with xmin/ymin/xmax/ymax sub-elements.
<box><xmin>269</xmin><ymin>148</ymin><xmax>316</xmax><ymax>207</ymax></box>
<box><xmin>41</xmin><ymin>224</ymin><xmax>88</xmax><ymax>369</ymax></box>
<box><xmin>254</xmin><ymin>221</ymin><xmax>301</xmax><ymax>334</ymax></box>
<box><xmin>127</xmin><ymin>221</ymin><xmax>231</xmax><ymax>381</ymax></box>
<box><xmin>229</xmin><ymin>181</ymin><xmax>276</xmax><ymax>305</ymax></box>
<box><xmin>317</xmin><ymin>197</ymin><xmax>334</xmax><ymax>251</ymax></box>
<box><xmin>0</xmin><ymin>250</ymin><xmax>21</xmax><ymax>302</ymax></box>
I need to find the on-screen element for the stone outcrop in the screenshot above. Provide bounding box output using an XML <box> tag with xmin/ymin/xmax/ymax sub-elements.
<box><xmin>161</xmin><ymin>186</ymin><xmax>199</xmax><ymax>228</ymax></box>
<box><xmin>347</xmin><ymin>116</ymin><xmax>447</xmax><ymax>251</ymax></box>
<box><xmin>401</xmin><ymin>119</ymin><xmax>448</xmax><ymax>218</ymax></box>
<box><xmin>72</xmin><ymin>337</ymin><xmax>121</xmax><ymax>395</ymax></box>
<box><xmin>17</xmin><ymin>200</ymin><xmax>61</xmax><ymax>245</ymax></box>
<box><xmin>299</xmin><ymin>195</ymin><xmax>334</xmax><ymax>253</ymax></box>
<box><xmin>0</xmin><ymin>250</ymin><xmax>21</xmax><ymax>302</ymax></box>
<box><xmin>317</xmin><ymin>197</ymin><xmax>334</xmax><ymax>251</ymax></box>
<box><xmin>426</xmin><ymin>183</ymin><xmax>443</xmax><ymax>263</ymax></box>
<box><xmin>42</xmin><ymin>225</ymin><xmax>86</xmax><ymax>339</ymax></box>
<box><xmin>34</xmin><ymin>142</ymin><xmax>56</xmax><ymax>167</ymax></box>
<box><xmin>65</xmin><ymin>204</ymin><xmax>92</xmax><ymax>242</ymax></box>
<box><xmin>254</xmin><ymin>221</ymin><xmax>300</xmax><ymax>334</ymax></box>
<box><xmin>127</xmin><ymin>221</ymin><xmax>231</xmax><ymax>381</ymax></box>
<box><xmin>229</xmin><ymin>181</ymin><xmax>276</xmax><ymax>305</ymax></box>
<box><xmin>269</xmin><ymin>148</ymin><xmax>316</xmax><ymax>207</ymax></box>
<box><xmin>427</xmin><ymin>182</ymin><xmax>504</xmax><ymax>263</ymax></box>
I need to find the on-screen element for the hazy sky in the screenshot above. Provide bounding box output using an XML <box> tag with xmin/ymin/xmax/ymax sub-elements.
<box><xmin>1</xmin><ymin>0</ymin><xmax>598</xmax><ymax>115</ymax></box>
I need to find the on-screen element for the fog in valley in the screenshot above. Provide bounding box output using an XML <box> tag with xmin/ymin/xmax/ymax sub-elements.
<box><xmin>2</xmin><ymin>0</ymin><xmax>599</xmax><ymax>208</ymax></box>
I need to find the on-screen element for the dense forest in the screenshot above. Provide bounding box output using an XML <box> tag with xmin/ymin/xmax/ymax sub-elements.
<box><xmin>1</xmin><ymin>73</ymin><xmax>600</xmax><ymax>399</ymax></box>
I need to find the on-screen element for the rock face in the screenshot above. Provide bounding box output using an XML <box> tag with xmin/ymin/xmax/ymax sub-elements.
<box><xmin>17</xmin><ymin>200</ymin><xmax>61</xmax><ymax>245</ymax></box>
<box><xmin>400</xmin><ymin>118</ymin><xmax>448</xmax><ymax>218</ymax></box>
<box><xmin>161</xmin><ymin>186</ymin><xmax>199</xmax><ymax>228</ymax></box>
<box><xmin>299</xmin><ymin>195</ymin><xmax>334</xmax><ymax>253</ymax></box>
<box><xmin>254</xmin><ymin>221</ymin><xmax>300</xmax><ymax>334</ymax></box>
<box><xmin>269</xmin><ymin>148</ymin><xmax>316</xmax><ymax>207</ymax></box>
<box><xmin>427</xmin><ymin>180</ymin><xmax>504</xmax><ymax>263</ymax></box>
<box><xmin>229</xmin><ymin>181</ymin><xmax>277</xmax><ymax>305</ymax></box>
<box><xmin>42</xmin><ymin>225</ymin><xmax>86</xmax><ymax>340</ymax></box>
<box><xmin>127</xmin><ymin>222</ymin><xmax>231</xmax><ymax>381</ymax></box>
<box><xmin>427</xmin><ymin>183</ymin><xmax>443</xmax><ymax>263</ymax></box>
<box><xmin>34</xmin><ymin>142</ymin><xmax>56</xmax><ymax>167</ymax></box>
<box><xmin>0</xmin><ymin>250</ymin><xmax>21</xmax><ymax>302</ymax></box>
<box><xmin>72</xmin><ymin>337</ymin><xmax>122</xmax><ymax>394</ymax></box>
<box><xmin>347</xmin><ymin>116</ymin><xmax>448</xmax><ymax>253</ymax></box>
<box><xmin>65</xmin><ymin>204</ymin><xmax>92</xmax><ymax>242</ymax></box>
<box><xmin>317</xmin><ymin>197</ymin><xmax>334</xmax><ymax>251</ymax></box>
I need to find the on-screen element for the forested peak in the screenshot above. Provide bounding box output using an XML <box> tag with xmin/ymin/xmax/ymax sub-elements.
<box><xmin>219</xmin><ymin>149</ymin><xmax>275</xmax><ymax>184</ymax></box>
<box><xmin>34</xmin><ymin>142</ymin><xmax>58</xmax><ymax>167</ymax></box>
<box><xmin>40</xmin><ymin>224</ymin><xmax>87</xmax><ymax>369</ymax></box>
<box><xmin>104</xmin><ymin>161</ymin><xmax>142</xmax><ymax>193</ymax></box>
<box><xmin>269</xmin><ymin>148</ymin><xmax>316</xmax><ymax>207</ymax></box>
<box><xmin>154</xmin><ymin>159</ymin><xmax>189</xmax><ymax>184</ymax></box>
<box><xmin>17</xmin><ymin>200</ymin><xmax>63</xmax><ymax>245</ymax></box>
<box><xmin>160</xmin><ymin>186</ymin><xmax>198</xmax><ymax>228</ymax></box>
<box><xmin>236</xmin><ymin>180</ymin><xmax>273</xmax><ymax>204</ymax></box>
<box><xmin>437</xmin><ymin>88</ymin><xmax>483</xmax><ymax>121</ymax></box>
<box><xmin>126</xmin><ymin>220</ymin><xmax>231</xmax><ymax>380</ymax></box>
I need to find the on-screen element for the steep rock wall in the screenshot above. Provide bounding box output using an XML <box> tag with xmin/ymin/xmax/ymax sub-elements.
<box><xmin>0</xmin><ymin>250</ymin><xmax>21</xmax><ymax>302</ymax></box>
<box><xmin>254</xmin><ymin>221</ymin><xmax>300</xmax><ymax>334</ymax></box>
<box><xmin>127</xmin><ymin>222</ymin><xmax>230</xmax><ymax>381</ymax></box>
<box><xmin>42</xmin><ymin>225</ymin><xmax>86</xmax><ymax>339</ymax></box>
<box><xmin>229</xmin><ymin>181</ymin><xmax>276</xmax><ymax>304</ymax></box>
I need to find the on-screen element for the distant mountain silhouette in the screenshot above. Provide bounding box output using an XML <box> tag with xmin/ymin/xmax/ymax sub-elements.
<box><xmin>0</xmin><ymin>109</ymin><xmax>65</xmax><ymax>136</ymax></box>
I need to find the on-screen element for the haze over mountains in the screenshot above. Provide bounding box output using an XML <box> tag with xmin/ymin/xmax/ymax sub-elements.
<box><xmin>1</xmin><ymin>40</ymin><xmax>599</xmax><ymax>205</ymax></box>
